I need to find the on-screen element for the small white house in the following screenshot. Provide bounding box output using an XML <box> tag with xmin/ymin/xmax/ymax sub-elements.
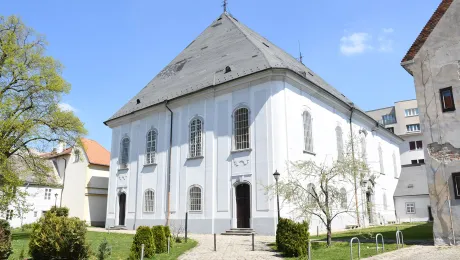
<box><xmin>104</xmin><ymin>12</ymin><xmax>403</xmax><ymax>235</ymax></box>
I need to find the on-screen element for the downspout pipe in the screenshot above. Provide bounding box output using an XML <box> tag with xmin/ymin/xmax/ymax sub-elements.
<box><xmin>165</xmin><ymin>100</ymin><xmax>173</xmax><ymax>226</ymax></box>
<box><xmin>60</xmin><ymin>158</ymin><xmax>67</xmax><ymax>207</ymax></box>
<box><xmin>349</xmin><ymin>104</ymin><xmax>360</xmax><ymax>227</ymax></box>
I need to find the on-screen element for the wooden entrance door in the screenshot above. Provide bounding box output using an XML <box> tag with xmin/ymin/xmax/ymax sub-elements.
<box><xmin>119</xmin><ymin>193</ymin><xmax>126</xmax><ymax>226</ymax></box>
<box><xmin>236</xmin><ymin>183</ymin><xmax>250</xmax><ymax>228</ymax></box>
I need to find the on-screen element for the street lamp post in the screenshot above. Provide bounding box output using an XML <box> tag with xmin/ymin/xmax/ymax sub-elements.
<box><xmin>54</xmin><ymin>193</ymin><xmax>58</xmax><ymax>207</ymax></box>
<box><xmin>273</xmin><ymin>170</ymin><xmax>281</xmax><ymax>221</ymax></box>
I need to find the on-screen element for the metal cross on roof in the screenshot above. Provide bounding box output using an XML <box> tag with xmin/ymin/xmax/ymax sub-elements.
<box><xmin>223</xmin><ymin>0</ymin><xmax>228</xmax><ymax>13</ymax></box>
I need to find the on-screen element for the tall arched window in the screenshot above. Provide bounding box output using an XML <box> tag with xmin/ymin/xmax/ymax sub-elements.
<box><xmin>340</xmin><ymin>188</ymin><xmax>347</xmax><ymax>208</ymax></box>
<box><xmin>393</xmin><ymin>152</ymin><xmax>398</xmax><ymax>178</ymax></box>
<box><xmin>146</xmin><ymin>128</ymin><xmax>157</xmax><ymax>164</ymax></box>
<box><xmin>378</xmin><ymin>144</ymin><xmax>384</xmax><ymax>174</ymax></box>
<box><xmin>361</xmin><ymin>136</ymin><xmax>367</xmax><ymax>159</ymax></box>
<box><xmin>303</xmin><ymin>111</ymin><xmax>313</xmax><ymax>152</ymax></box>
<box><xmin>383</xmin><ymin>192</ymin><xmax>388</xmax><ymax>210</ymax></box>
<box><xmin>120</xmin><ymin>137</ymin><xmax>130</xmax><ymax>168</ymax></box>
<box><xmin>144</xmin><ymin>189</ymin><xmax>155</xmax><ymax>212</ymax></box>
<box><xmin>189</xmin><ymin>118</ymin><xmax>203</xmax><ymax>158</ymax></box>
<box><xmin>189</xmin><ymin>186</ymin><xmax>202</xmax><ymax>212</ymax></box>
<box><xmin>307</xmin><ymin>183</ymin><xmax>315</xmax><ymax>205</ymax></box>
<box><xmin>336</xmin><ymin>126</ymin><xmax>344</xmax><ymax>159</ymax></box>
<box><xmin>233</xmin><ymin>107</ymin><xmax>250</xmax><ymax>150</ymax></box>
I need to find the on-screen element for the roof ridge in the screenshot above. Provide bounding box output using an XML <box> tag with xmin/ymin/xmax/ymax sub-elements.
<box><xmin>223</xmin><ymin>13</ymin><xmax>272</xmax><ymax>68</ymax></box>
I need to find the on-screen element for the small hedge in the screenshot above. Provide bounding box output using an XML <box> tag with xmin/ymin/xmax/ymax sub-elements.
<box><xmin>28</xmin><ymin>212</ymin><xmax>89</xmax><ymax>260</ymax></box>
<box><xmin>276</xmin><ymin>218</ymin><xmax>310</xmax><ymax>257</ymax></box>
<box><xmin>0</xmin><ymin>219</ymin><xmax>12</xmax><ymax>259</ymax></box>
<box><xmin>49</xmin><ymin>206</ymin><xmax>69</xmax><ymax>217</ymax></box>
<box><xmin>152</xmin><ymin>225</ymin><xmax>167</xmax><ymax>253</ymax></box>
<box><xmin>130</xmin><ymin>226</ymin><xmax>155</xmax><ymax>258</ymax></box>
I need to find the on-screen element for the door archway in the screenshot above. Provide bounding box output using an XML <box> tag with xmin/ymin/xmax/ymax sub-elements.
<box><xmin>236</xmin><ymin>183</ymin><xmax>250</xmax><ymax>228</ymax></box>
<box><xmin>118</xmin><ymin>193</ymin><xmax>126</xmax><ymax>226</ymax></box>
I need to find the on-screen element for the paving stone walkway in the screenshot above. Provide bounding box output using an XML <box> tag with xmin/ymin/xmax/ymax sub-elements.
<box><xmin>364</xmin><ymin>245</ymin><xmax>460</xmax><ymax>260</ymax></box>
<box><xmin>178</xmin><ymin>234</ymin><xmax>280</xmax><ymax>260</ymax></box>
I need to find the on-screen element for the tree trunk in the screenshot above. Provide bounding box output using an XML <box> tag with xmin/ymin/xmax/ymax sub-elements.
<box><xmin>326</xmin><ymin>222</ymin><xmax>332</xmax><ymax>247</ymax></box>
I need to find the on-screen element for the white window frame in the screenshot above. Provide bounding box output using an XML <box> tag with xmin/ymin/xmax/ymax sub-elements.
<box><xmin>233</xmin><ymin>107</ymin><xmax>250</xmax><ymax>151</ymax></box>
<box><xmin>335</xmin><ymin>126</ymin><xmax>344</xmax><ymax>159</ymax></box>
<box><xmin>378</xmin><ymin>144</ymin><xmax>384</xmax><ymax>174</ymax></box>
<box><xmin>145</xmin><ymin>128</ymin><xmax>158</xmax><ymax>165</ymax></box>
<box><xmin>393</xmin><ymin>152</ymin><xmax>398</xmax><ymax>178</ymax></box>
<box><xmin>189</xmin><ymin>117</ymin><xmax>203</xmax><ymax>158</ymax></box>
<box><xmin>74</xmin><ymin>149</ymin><xmax>80</xmax><ymax>163</ymax></box>
<box><xmin>404</xmin><ymin>108</ymin><xmax>419</xmax><ymax>117</ymax></box>
<box><xmin>340</xmin><ymin>188</ymin><xmax>347</xmax><ymax>209</ymax></box>
<box><xmin>303</xmin><ymin>111</ymin><xmax>313</xmax><ymax>153</ymax></box>
<box><xmin>120</xmin><ymin>136</ymin><xmax>130</xmax><ymax>169</ymax></box>
<box><xmin>406</xmin><ymin>202</ymin><xmax>415</xmax><ymax>214</ymax></box>
<box><xmin>361</xmin><ymin>136</ymin><xmax>367</xmax><ymax>160</ymax></box>
<box><xmin>406</xmin><ymin>124</ymin><xmax>421</xmax><ymax>133</ymax></box>
<box><xmin>383</xmin><ymin>193</ymin><xmax>388</xmax><ymax>210</ymax></box>
<box><xmin>143</xmin><ymin>189</ymin><xmax>155</xmax><ymax>213</ymax></box>
<box><xmin>44</xmin><ymin>188</ymin><xmax>51</xmax><ymax>200</ymax></box>
<box><xmin>188</xmin><ymin>185</ymin><xmax>202</xmax><ymax>212</ymax></box>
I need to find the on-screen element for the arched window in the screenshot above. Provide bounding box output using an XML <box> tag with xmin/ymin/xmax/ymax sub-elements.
<box><xmin>233</xmin><ymin>107</ymin><xmax>250</xmax><ymax>150</ymax></box>
<box><xmin>340</xmin><ymin>188</ymin><xmax>347</xmax><ymax>208</ymax></box>
<box><xmin>146</xmin><ymin>128</ymin><xmax>158</xmax><ymax>164</ymax></box>
<box><xmin>189</xmin><ymin>118</ymin><xmax>203</xmax><ymax>158</ymax></box>
<box><xmin>74</xmin><ymin>149</ymin><xmax>80</xmax><ymax>163</ymax></box>
<box><xmin>120</xmin><ymin>137</ymin><xmax>130</xmax><ymax>168</ymax></box>
<box><xmin>303</xmin><ymin>111</ymin><xmax>313</xmax><ymax>152</ymax></box>
<box><xmin>383</xmin><ymin>192</ymin><xmax>388</xmax><ymax>210</ymax></box>
<box><xmin>144</xmin><ymin>189</ymin><xmax>155</xmax><ymax>212</ymax></box>
<box><xmin>360</xmin><ymin>136</ymin><xmax>367</xmax><ymax>159</ymax></box>
<box><xmin>393</xmin><ymin>152</ymin><xmax>398</xmax><ymax>178</ymax></box>
<box><xmin>378</xmin><ymin>144</ymin><xmax>384</xmax><ymax>174</ymax></box>
<box><xmin>335</xmin><ymin>126</ymin><xmax>344</xmax><ymax>159</ymax></box>
<box><xmin>307</xmin><ymin>183</ymin><xmax>316</xmax><ymax>205</ymax></box>
<box><xmin>189</xmin><ymin>186</ymin><xmax>202</xmax><ymax>212</ymax></box>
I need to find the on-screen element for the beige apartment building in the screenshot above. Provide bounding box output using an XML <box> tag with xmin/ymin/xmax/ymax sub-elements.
<box><xmin>367</xmin><ymin>99</ymin><xmax>432</xmax><ymax>223</ymax></box>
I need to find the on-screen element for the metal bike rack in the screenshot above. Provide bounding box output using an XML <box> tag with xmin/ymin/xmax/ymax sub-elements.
<box><xmin>308</xmin><ymin>240</ymin><xmax>312</xmax><ymax>260</ymax></box>
<box><xmin>396</xmin><ymin>230</ymin><xmax>404</xmax><ymax>249</ymax></box>
<box><xmin>375</xmin><ymin>233</ymin><xmax>384</xmax><ymax>254</ymax></box>
<box><xmin>350</xmin><ymin>237</ymin><xmax>361</xmax><ymax>260</ymax></box>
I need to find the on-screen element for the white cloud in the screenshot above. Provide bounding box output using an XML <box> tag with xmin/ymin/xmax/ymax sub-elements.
<box><xmin>340</xmin><ymin>32</ymin><xmax>373</xmax><ymax>55</ymax></box>
<box><xmin>383</xmin><ymin>28</ymin><xmax>394</xmax><ymax>33</ymax></box>
<box><xmin>58</xmin><ymin>103</ymin><xmax>77</xmax><ymax>112</ymax></box>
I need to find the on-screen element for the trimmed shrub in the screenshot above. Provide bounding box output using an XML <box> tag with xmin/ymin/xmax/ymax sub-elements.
<box><xmin>276</xmin><ymin>218</ymin><xmax>309</xmax><ymax>257</ymax></box>
<box><xmin>0</xmin><ymin>219</ymin><xmax>12</xmax><ymax>259</ymax></box>
<box><xmin>28</xmin><ymin>212</ymin><xmax>89</xmax><ymax>260</ymax></box>
<box><xmin>96</xmin><ymin>238</ymin><xmax>112</xmax><ymax>260</ymax></box>
<box><xmin>151</xmin><ymin>225</ymin><xmax>167</xmax><ymax>253</ymax></box>
<box><xmin>163</xmin><ymin>225</ymin><xmax>174</xmax><ymax>247</ymax></box>
<box><xmin>49</xmin><ymin>206</ymin><xmax>69</xmax><ymax>217</ymax></box>
<box><xmin>130</xmin><ymin>226</ymin><xmax>155</xmax><ymax>258</ymax></box>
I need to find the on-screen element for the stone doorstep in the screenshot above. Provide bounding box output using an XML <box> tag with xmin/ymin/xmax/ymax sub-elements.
<box><xmin>221</xmin><ymin>228</ymin><xmax>256</xmax><ymax>236</ymax></box>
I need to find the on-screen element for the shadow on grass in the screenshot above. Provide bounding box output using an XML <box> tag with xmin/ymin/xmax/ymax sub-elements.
<box><xmin>12</xmin><ymin>231</ymin><xmax>31</xmax><ymax>240</ymax></box>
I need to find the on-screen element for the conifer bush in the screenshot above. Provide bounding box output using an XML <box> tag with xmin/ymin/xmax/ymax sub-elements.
<box><xmin>276</xmin><ymin>218</ymin><xmax>309</xmax><ymax>257</ymax></box>
<box><xmin>28</xmin><ymin>212</ymin><xmax>89</xmax><ymax>260</ymax></box>
<box><xmin>151</xmin><ymin>225</ymin><xmax>167</xmax><ymax>253</ymax></box>
<box><xmin>130</xmin><ymin>226</ymin><xmax>155</xmax><ymax>258</ymax></box>
<box><xmin>0</xmin><ymin>219</ymin><xmax>12</xmax><ymax>259</ymax></box>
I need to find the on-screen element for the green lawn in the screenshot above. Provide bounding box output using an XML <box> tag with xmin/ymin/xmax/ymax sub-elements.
<box><xmin>10</xmin><ymin>230</ymin><xmax>197</xmax><ymax>260</ymax></box>
<box><xmin>270</xmin><ymin>222</ymin><xmax>433</xmax><ymax>260</ymax></box>
<box><xmin>315</xmin><ymin>222</ymin><xmax>433</xmax><ymax>242</ymax></box>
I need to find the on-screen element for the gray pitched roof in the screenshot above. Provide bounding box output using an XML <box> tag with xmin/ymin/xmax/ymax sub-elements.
<box><xmin>393</xmin><ymin>165</ymin><xmax>429</xmax><ymax>197</ymax></box>
<box><xmin>106</xmin><ymin>12</ymin><xmax>355</xmax><ymax>122</ymax></box>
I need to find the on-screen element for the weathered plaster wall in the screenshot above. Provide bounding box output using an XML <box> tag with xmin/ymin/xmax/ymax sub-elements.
<box><xmin>406</xmin><ymin>0</ymin><xmax>460</xmax><ymax>245</ymax></box>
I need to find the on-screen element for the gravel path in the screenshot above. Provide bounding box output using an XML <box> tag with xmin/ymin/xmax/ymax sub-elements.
<box><xmin>178</xmin><ymin>234</ymin><xmax>279</xmax><ymax>260</ymax></box>
<box><xmin>364</xmin><ymin>245</ymin><xmax>460</xmax><ymax>260</ymax></box>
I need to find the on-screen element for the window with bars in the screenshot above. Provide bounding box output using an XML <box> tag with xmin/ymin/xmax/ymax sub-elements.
<box><xmin>189</xmin><ymin>118</ymin><xmax>203</xmax><ymax>158</ymax></box>
<box><xmin>144</xmin><ymin>190</ymin><xmax>155</xmax><ymax>212</ymax></box>
<box><xmin>406</xmin><ymin>202</ymin><xmax>415</xmax><ymax>214</ymax></box>
<box><xmin>393</xmin><ymin>152</ymin><xmax>398</xmax><ymax>178</ymax></box>
<box><xmin>303</xmin><ymin>111</ymin><xmax>313</xmax><ymax>152</ymax></box>
<box><xmin>44</xmin><ymin>188</ymin><xmax>51</xmax><ymax>200</ymax></box>
<box><xmin>335</xmin><ymin>126</ymin><xmax>344</xmax><ymax>159</ymax></box>
<box><xmin>378</xmin><ymin>145</ymin><xmax>384</xmax><ymax>174</ymax></box>
<box><xmin>233</xmin><ymin>107</ymin><xmax>250</xmax><ymax>150</ymax></box>
<box><xmin>146</xmin><ymin>129</ymin><xmax>157</xmax><ymax>164</ymax></box>
<box><xmin>189</xmin><ymin>186</ymin><xmax>202</xmax><ymax>212</ymax></box>
<box><xmin>120</xmin><ymin>137</ymin><xmax>130</xmax><ymax>168</ymax></box>
<box><xmin>5</xmin><ymin>210</ymin><xmax>13</xmax><ymax>220</ymax></box>
<box><xmin>340</xmin><ymin>188</ymin><xmax>347</xmax><ymax>209</ymax></box>
<box><xmin>440</xmin><ymin>87</ymin><xmax>455</xmax><ymax>112</ymax></box>
<box><xmin>74</xmin><ymin>150</ymin><xmax>80</xmax><ymax>163</ymax></box>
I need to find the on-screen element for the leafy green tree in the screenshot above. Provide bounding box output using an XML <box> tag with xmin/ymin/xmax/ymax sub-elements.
<box><xmin>0</xmin><ymin>15</ymin><xmax>86</xmax><ymax>212</ymax></box>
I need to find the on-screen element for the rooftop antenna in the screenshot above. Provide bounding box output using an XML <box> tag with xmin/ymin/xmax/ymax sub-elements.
<box><xmin>298</xmin><ymin>40</ymin><xmax>303</xmax><ymax>64</ymax></box>
<box><xmin>223</xmin><ymin>0</ymin><xmax>228</xmax><ymax>13</ymax></box>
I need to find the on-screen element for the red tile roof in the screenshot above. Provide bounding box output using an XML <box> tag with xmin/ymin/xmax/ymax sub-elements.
<box><xmin>42</xmin><ymin>147</ymin><xmax>73</xmax><ymax>158</ymax></box>
<box><xmin>81</xmin><ymin>138</ymin><xmax>110</xmax><ymax>167</ymax></box>
<box><xmin>402</xmin><ymin>0</ymin><xmax>454</xmax><ymax>62</ymax></box>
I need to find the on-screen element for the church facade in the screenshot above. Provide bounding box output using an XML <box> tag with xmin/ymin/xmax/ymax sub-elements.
<box><xmin>104</xmin><ymin>12</ymin><xmax>402</xmax><ymax>235</ymax></box>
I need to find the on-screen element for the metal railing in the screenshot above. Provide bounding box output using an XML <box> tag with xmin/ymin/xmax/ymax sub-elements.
<box><xmin>375</xmin><ymin>233</ymin><xmax>384</xmax><ymax>254</ymax></box>
<box><xmin>350</xmin><ymin>237</ymin><xmax>361</xmax><ymax>260</ymax></box>
<box><xmin>396</xmin><ymin>230</ymin><xmax>404</xmax><ymax>249</ymax></box>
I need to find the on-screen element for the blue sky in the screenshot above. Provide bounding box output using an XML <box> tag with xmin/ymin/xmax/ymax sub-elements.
<box><xmin>3</xmin><ymin>0</ymin><xmax>440</xmax><ymax>150</ymax></box>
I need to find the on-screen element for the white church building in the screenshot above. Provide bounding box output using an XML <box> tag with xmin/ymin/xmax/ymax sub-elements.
<box><xmin>104</xmin><ymin>12</ymin><xmax>403</xmax><ymax>235</ymax></box>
